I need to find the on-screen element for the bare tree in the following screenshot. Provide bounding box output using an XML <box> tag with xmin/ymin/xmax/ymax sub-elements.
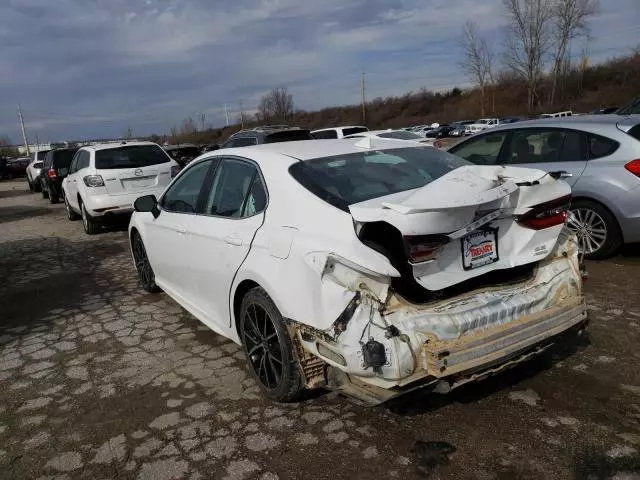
<box><xmin>502</xmin><ymin>0</ymin><xmax>555</xmax><ymax>111</ymax></box>
<box><xmin>460</xmin><ymin>21</ymin><xmax>495</xmax><ymax>116</ymax></box>
<box><xmin>548</xmin><ymin>0</ymin><xmax>598</xmax><ymax>107</ymax></box>
<box><xmin>170</xmin><ymin>126</ymin><xmax>178</xmax><ymax>142</ymax></box>
<box><xmin>256</xmin><ymin>87</ymin><xmax>294</xmax><ymax>122</ymax></box>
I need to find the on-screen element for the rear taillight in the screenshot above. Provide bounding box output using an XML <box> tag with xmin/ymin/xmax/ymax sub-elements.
<box><xmin>47</xmin><ymin>168</ymin><xmax>57</xmax><ymax>179</ymax></box>
<box><xmin>624</xmin><ymin>159</ymin><xmax>640</xmax><ymax>177</ymax></box>
<box><xmin>403</xmin><ymin>235</ymin><xmax>450</xmax><ymax>263</ymax></box>
<box><xmin>517</xmin><ymin>195</ymin><xmax>571</xmax><ymax>230</ymax></box>
<box><xmin>171</xmin><ymin>165</ymin><xmax>181</xmax><ymax>178</ymax></box>
<box><xmin>83</xmin><ymin>175</ymin><xmax>105</xmax><ymax>187</ymax></box>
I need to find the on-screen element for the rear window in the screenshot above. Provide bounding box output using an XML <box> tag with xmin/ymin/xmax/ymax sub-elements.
<box><xmin>378</xmin><ymin>131</ymin><xmax>422</xmax><ymax>140</ymax></box>
<box><xmin>52</xmin><ymin>149</ymin><xmax>78</xmax><ymax>168</ymax></box>
<box><xmin>95</xmin><ymin>145</ymin><xmax>170</xmax><ymax>170</ymax></box>
<box><xmin>36</xmin><ymin>151</ymin><xmax>49</xmax><ymax>161</ymax></box>
<box><xmin>289</xmin><ymin>147</ymin><xmax>470</xmax><ymax>211</ymax></box>
<box><xmin>341</xmin><ymin>127</ymin><xmax>368</xmax><ymax>137</ymax></box>
<box><xmin>264</xmin><ymin>130</ymin><xmax>313</xmax><ymax>143</ymax></box>
<box><xmin>627</xmin><ymin>125</ymin><xmax>640</xmax><ymax>142</ymax></box>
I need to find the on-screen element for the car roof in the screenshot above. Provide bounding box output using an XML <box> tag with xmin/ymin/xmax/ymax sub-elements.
<box><xmin>311</xmin><ymin>126</ymin><xmax>367</xmax><ymax>132</ymax></box>
<box><xmin>82</xmin><ymin>141</ymin><xmax>159</xmax><ymax>152</ymax></box>
<box><xmin>488</xmin><ymin>114</ymin><xmax>640</xmax><ymax>132</ymax></box>
<box><xmin>212</xmin><ymin>138</ymin><xmax>420</xmax><ymax>163</ymax></box>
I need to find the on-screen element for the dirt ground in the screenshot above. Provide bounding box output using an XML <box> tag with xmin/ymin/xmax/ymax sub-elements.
<box><xmin>1</xmin><ymin>177</ymin><xmax>640</xmax><ymax>480</ymax></box>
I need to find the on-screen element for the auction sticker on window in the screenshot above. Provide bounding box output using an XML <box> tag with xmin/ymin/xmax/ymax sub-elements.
<box><xmin>461</xmin><ymin>228</ymin><xmax>499</xmax><ymax>270</ymax></box>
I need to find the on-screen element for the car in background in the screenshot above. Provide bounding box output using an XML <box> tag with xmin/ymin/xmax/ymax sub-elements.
<box><xmin>499</xmin><ymin>117</ymin><xmax>524</xmax><ymax>124</ymax></box>
<box><xmin>424</xmin><ymin>125</ymin><xmax>455</xmax><ymax>138</ymax></box>
<box><xmin>590</xmin><ymin>107</ymin><xmax>619</xmax><ymax>115</ymax></box>
<box><xmin>221</xmin><ymin>126</ymin><xmax>314</xmax><ymax>148</ymax></box>
<box><xmin>62</xmin><ymin>142</ymin><xmax>179</xmax><ymax>235</ymax></box>
<box><xmin>449</xmin><ymin>120</ymin><xmax>475</xmax><ymax>137</ymax></box>
<box><xmin>26</xmin><ymin>150</ymin><xmax>50</xmax><ymax>192</ymax></box>
<box><xmin>163</xmin><ymin>144</ymin><xmax>201</xmax><ymax>167</ymax></box>
<box><xmin>39</xmin><ymin>147</ymin><xmax>79</xmax><ymax>203</ymax></box>
<box><xmin>447</xmin><ymin>115</ymin><xmax>640</xmax><ymax>259</ymax></box>
<box><xmin>343</xmin><ymin>129</ymin><xmax>436</xmax><ymax>145</ymax></box>
<box><xmin>539</xmin><ymin>111</ymin><xmax>573</xmax><ymax>119</ymax></box>
<box><xmin>464</xmin><ymin>118</ymin><xmax>501</xmax><ymax>135</ymax></box>
<box><xmin>3</xmin><ymin>157</ymin><xmax>30</xmax><ymax>178</ymax></box>
<box><xmin>128</xmin><ymin>138</ymin><xmax>586</xmax><ymax>405</ymax></box>
<box><xmin>311</xmin><ymin>126</ymin><xmax>369</xmax><ymax>139</ymax></box>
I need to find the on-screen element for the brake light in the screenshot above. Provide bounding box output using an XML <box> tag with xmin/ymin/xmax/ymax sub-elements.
<box><xmin>517</xmin><ymin>195</ymin><xmax>571</xmax><ymax>230</ymax></box>
<box><xmin>624</xmin><ymin>159</ymin><xmax>640</xmax><ymax>177</ymax></box>
<box><xmin>403</xmin><ymin>235</ymin><xmax>450</xmax><ymax>263</ymax></box>
<box><xmin>47</xmin><ymin>168</ymin><xmax>57</xmax><ymax>179</ymax></box>
<box><xmin>171</xmin><ymin>165</ymin><xmax>181</xmax><ymax>178</ymax></box>
<box><xmin>83</xmin><ymin>175</ymin><xmax>105</xmax><ymax>187</ymax></box>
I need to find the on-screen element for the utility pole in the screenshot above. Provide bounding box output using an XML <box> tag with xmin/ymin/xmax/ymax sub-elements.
<box><xmin>35</xmin><ymin>132</ymin><xmax>40</xmax><ymax>151</ymax></box>
<box><xmin>17</xmin><ymin>104</ymin><xmax>30</xmax><ymax>155</ymax></box>
<box><xmin>224</xmin><ymin>104</ymin><xmax>230</xmax><ymax>126</ymax></box>
<box><xmin>361</xmin><ymin>72</ymin><xmax>366</xmax><ymax>125</ymax></box>
<box><xmin>239</xmin><ymin>101</ymin><xmax>245</xmax><ymax>129</ymax></box>
<box><xmin>199</xmin><ymin>112</ymin><xmax>206</xmax><ymax>131</ymax></box>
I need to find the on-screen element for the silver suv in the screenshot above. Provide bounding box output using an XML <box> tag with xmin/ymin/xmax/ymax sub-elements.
<box><xmin>447</xmin><ymin>115</ymin><xmax>640</xmax><ymax>258</ymax></box>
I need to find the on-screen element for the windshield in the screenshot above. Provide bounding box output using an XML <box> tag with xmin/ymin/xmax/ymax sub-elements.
<box><xmin>53</xmin><ymin>149</ymin><xmax>78</xmax><ymax>168</ymax></box>
<box><xmin>95</xmin><ymin>145</ymin><xmax>170</xmax><ymax>170</ymax></box>
<box><xmin>378</xmin><ymin>131</ymin><xmax>422</xmax><ymax>140</ymax></box>
<box><xmin>289</xmin><ymin>147</ymin><xmax>470</xmax><ymax>211</ymax></box>
<box><xmin>342</xmin><ymin>127</ymin><xmax>368</xmax><ymax>136</ymax></box>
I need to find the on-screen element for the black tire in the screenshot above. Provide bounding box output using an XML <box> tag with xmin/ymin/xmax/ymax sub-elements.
<box><xmin>41</xmin><ymin>181</ymin><xmax>49</xmax><ymax>199</ymax></box>
<box><xmin>27</xmin><ymin>178</ymin><xmax>34</xmax><ymax>192</ymax></box>
<box><xmin>64</xmin><ymin>193</ymin><xmax>80</xmax><ymax>221</ymax></box>
<box><xmin>80</xmin><ymin>200</ymin><xmax>100</xmax><ymax>235</ymax></box>
<box><xmin>240</xmin><ymin>287</ymin><xmax>303</xmax><ymax>402</ymax></box>
<box><xmin>131</xmin><ymin>232</ymin><xmax>161</xmax><ymax>293</ymax></box>
<box><xmin>49</xmin><ymin>190</ymin><xmax>59</xmax><ymax>204</ymax></box>
<box><xmin>33</xmin><ymin>179</ymin><xmax>42</xmax><ymax>192</ymax></box>
<box><xmin>569</xmin><ymin>199</ymin><xmax>622</xmax><ymax>260</ymax></box>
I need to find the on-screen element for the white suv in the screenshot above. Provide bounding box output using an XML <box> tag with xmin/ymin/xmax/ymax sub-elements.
<box><xmin>62</xmin><ymin>142</ymin><xmax>179</xmax><ymax>234</ymax></box>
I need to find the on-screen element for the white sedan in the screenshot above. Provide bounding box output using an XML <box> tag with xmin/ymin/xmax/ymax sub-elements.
<box><xmin>129</xmin><ymin>139</ymin><xmax>587</xmax><ymax>404</ymax></box>
<box><xmin>343</xmin><ymin>129</ymin><xmax>436</xmax><ymax>146</ymax></box>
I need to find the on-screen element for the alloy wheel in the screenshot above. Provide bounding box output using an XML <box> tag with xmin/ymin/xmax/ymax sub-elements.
<box><xmin>567</xmin><ymin>208</ymin><xmax>607</xmax><ymax>255</ymax></box>
<box><xmin>242</xmin><ymin>303</ymin><xmax>284</xmax><ymax>390</ymax></box>
<box><xmin>133</xmin><ymin>235</ymin><xmax>154</xmax><ymax>288</ymax></box>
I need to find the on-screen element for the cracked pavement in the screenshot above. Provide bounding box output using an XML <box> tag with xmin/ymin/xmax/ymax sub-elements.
<box><xmin>1</xmin><ymin>178</ymin><xmax>640</xmax><ymax>479</ymax></box>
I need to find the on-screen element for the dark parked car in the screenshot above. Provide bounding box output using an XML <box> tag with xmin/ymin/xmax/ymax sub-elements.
<box><xmin>220</xmin><ymin>126</ymin><xmax>314</xmax><ymax>148</ymax></box>
<box><xmin>3</xmin><ymin>157</ymin><xmax>30</xmax><ymax>178</ymax></box>
<box><xmin>39</xmin><ymin>148</ymin><xmax>78</xmax><ymax>203</ymax></box>
<box><xmin>163</xmin><ymin>144</ymin><xmax>201</xmax><ymax>167</ymax></box>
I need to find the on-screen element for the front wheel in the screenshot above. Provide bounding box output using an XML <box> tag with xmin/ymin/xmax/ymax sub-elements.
<box><xmin>240</xmin><ymin>288</ymin><xmax>303</xmax><ymax>402</ymax></box>
<box><xmin>132</xmin><ymin>233</ymin><xmax>161</xmax><ymax>293</ymax></box>
<box><xmin>81</xmin><ymin>200</ymin><xmax>100</xmax><ymax>235</ymax></box>
<box><xmin>567</xmin><ymin>199</ymin><xmax>622</xmax><ymax>260</ymax></box>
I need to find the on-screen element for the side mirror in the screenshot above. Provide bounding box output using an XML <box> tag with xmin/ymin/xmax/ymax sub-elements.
<box><xmin>134</xmin><ymin>195</ymin><xmax>160</xmax><ymax>218</ymax></box>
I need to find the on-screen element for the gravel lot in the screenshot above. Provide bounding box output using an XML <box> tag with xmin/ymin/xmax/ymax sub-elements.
<box><xmin>1</xmin><ymin>177</ymin><xmax>640</xmax><ymax>480</ymax></box>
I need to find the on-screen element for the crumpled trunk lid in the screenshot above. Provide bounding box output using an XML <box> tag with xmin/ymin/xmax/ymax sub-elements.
<box><xmin>350</xmin><ymin>165</ymin><xmax>571</xmax><ymax>291</ymax></box>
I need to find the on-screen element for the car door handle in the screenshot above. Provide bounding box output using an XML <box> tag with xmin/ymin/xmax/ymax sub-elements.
<box><xmin>176</xmin><ymin>226</ymin><xmax>187</xmax><ymax>234</ymax></box>
<box><xmin>224</xmin><ymin>235</ymin><xmax>243</xmax><ymax>246</ymax></box>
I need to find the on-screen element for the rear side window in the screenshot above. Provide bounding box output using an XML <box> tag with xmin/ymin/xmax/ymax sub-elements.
<box><xmin>588</xmin><ymin>134</ymin><xmax>619</xmax><ymax>159</ymax></box>
<box><xmin>95</xmin><ymin>145</ymin><xmax>170</xmax><ymax>170</ymax></box>
<box><xmin>289</xmin><ymin>147</ymin><xmax>470</xmax><ymax>211</ymax></box>
<box><xmin>312</xmin><ymin>130</ymin><xmax>338</xmax><ymax>139</ymax></box>
<box><xmin>342</xmin><ymin>127</ymin><xmax>368</xmax><ymax>137</ymax></box>
<box><xmin>505</xmin><ymin>129</ymin><xmax>584</xmax><ymax>164</ymax></box>
<box><xmin>449</xmin><ymin>132</ymin><xmax>508</xmax><ymax>165</ymax></box>
<box><xmin>52</xmin><ymin>150</ymin><xmax>78</xmax><ymax>168</ymax></box>
<box><xmin>205</xmin><ymin>159</ymin><xmax>263</xmax><ymax>217</ymax></box>
<box><xmin>264</xmin><ymin>130</ymin><xmax>313</xmax><ymax>143</ymax></box>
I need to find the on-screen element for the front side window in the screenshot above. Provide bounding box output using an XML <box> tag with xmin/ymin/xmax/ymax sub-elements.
<box><xmin>289</xmin><ymin>147</ymin><xmax>470</xmax><ymax>211</ymax></box>
<box><xmin>161</xmin><ymin>159</ymin><xmax>214</xmax><ymax>213</ymax></box>
<box><xmin>95</xmin><ymin>145</ymin><xmax>170</xmax><ymax>170</ymax></box>
<box><xmin>506</xmin><ymin>129</ymin><xmax>584</xmax><ymax>164</ymax></box>
<box><xmin>205</xmin><ymin>159</ymin><xmax>265</xmax><ymax>218</ymax></box>
<box><xmin>449</xmin><ymin>132</ymin><xmax>508</xmax><ymax>165</ymax></box>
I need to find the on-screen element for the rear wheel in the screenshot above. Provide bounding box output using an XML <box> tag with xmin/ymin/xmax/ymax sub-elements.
<box><xmin>132</xmin><ymin>233</ymin><xmax>161</xmax><ymax>293</ymax></box>
<box><xmin>64</xmin><ymin>193</ymin><xmax>80</xmax><ymax>221</ymax></box>
<box><xmin>240</xmin><ymin>288</ymin><xmax>303</xmax><ymax>402</ymax></box>
<box><xmin>27</xmin><ymin>178</ymin><xmax>34</xmax><ymax>192</ymax></box>
<box><xmin>41</xmin><ymin>181</ymin><xmax>49</xmax><ymax>199</ymax></box>
<box><xmin>81</xmin><ymin>200</ymin><xmax>100</xmax><ymax>235</ymax></box>
<box><xmin>567</xmin><ymin>199</ymin><xmax>622</xmax><ymax>259</ymax></box>
<box><xmin>49</xmin><ymin>189</ymin><xmax>59</xmax><ymax>204</ymax></box>
<box><xmin>33</xmin><ymin>178</ymin><xmax>42</xmax><ymax>192</ymax></box>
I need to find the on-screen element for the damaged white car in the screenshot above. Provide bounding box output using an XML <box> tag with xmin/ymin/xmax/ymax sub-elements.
<box><xmin>129</xmin><ymin>138</ymin><xmax>588</xmax><ymax>405</ymax></box>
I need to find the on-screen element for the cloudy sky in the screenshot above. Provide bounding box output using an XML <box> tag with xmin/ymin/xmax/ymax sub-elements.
<box><xmin>1</xmin><ymin>0</ymin><xmax>638</xmax><ymax>143</ymax></box>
